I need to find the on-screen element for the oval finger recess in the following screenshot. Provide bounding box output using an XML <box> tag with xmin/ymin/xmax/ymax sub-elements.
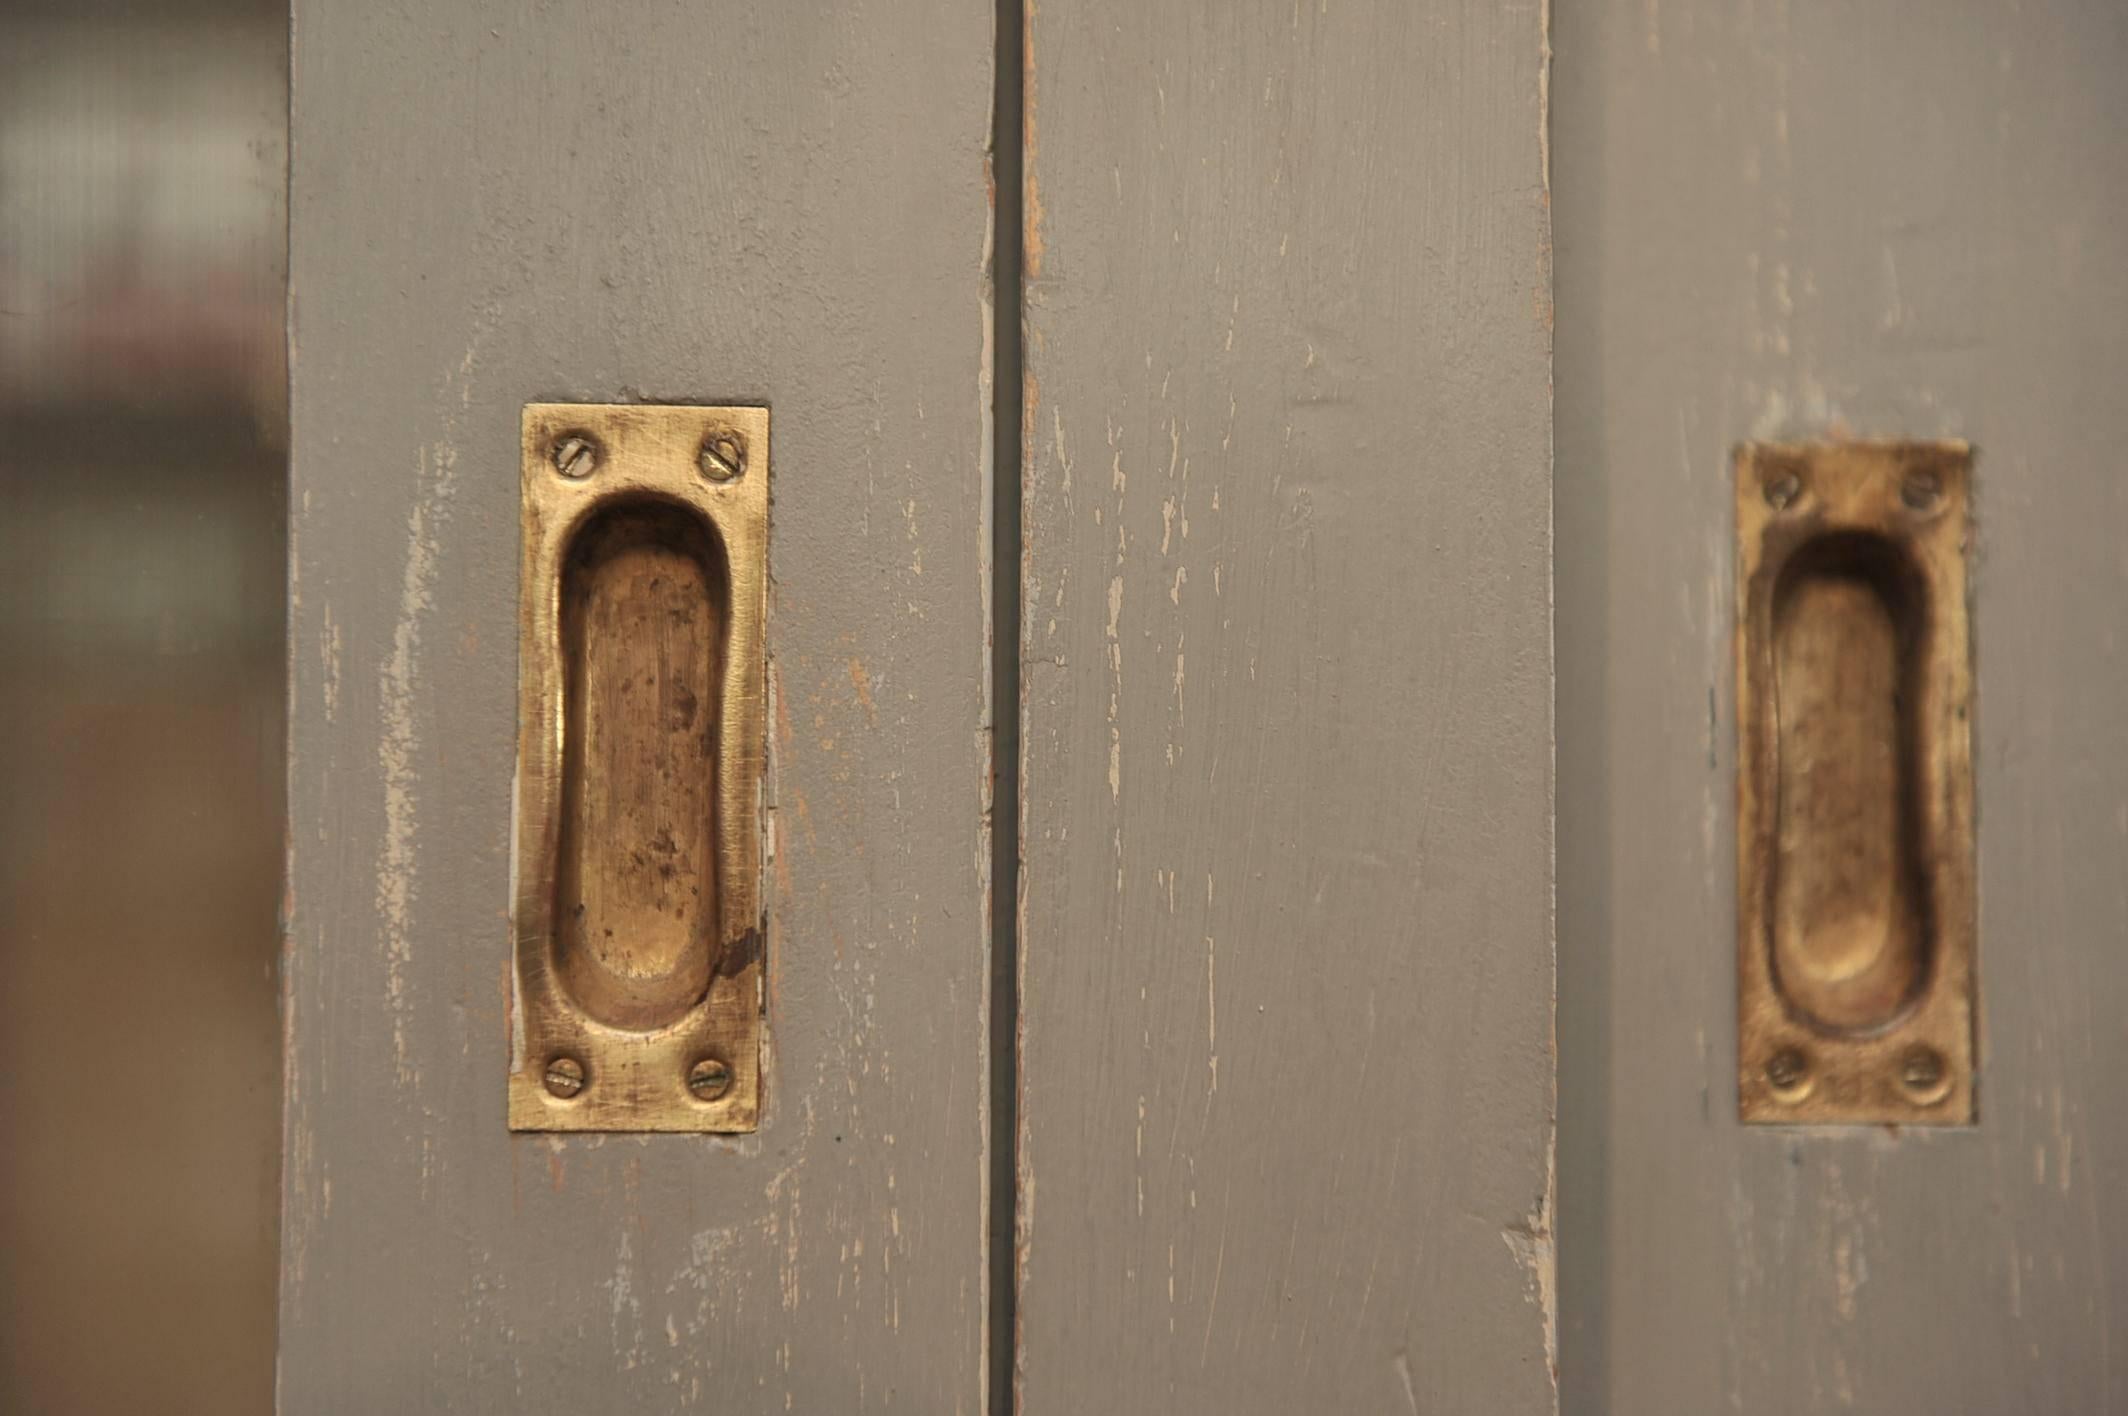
<box><xmin>556</xmin><ymin>503</ymin><xmax>728</xmax><ymax>1031</ymax></box>
<box><xmin>1736</xmin><ymin>442</ymin><xmax>1975</xmax><ymax>1125</ymax></box>
<box><xmin>511</xmin><ymin>403</ymin><xmax>768</xmax><ymax>1133</ymax></box>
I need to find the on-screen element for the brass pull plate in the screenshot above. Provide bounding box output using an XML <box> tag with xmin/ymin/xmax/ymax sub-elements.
<box><xmin>510</xmin><ymin>404</ymin><xmax>767</xmax><ymax>1132</ymax></box>
<box><xmin>1736</xmin><ymin>441</ymin><xmax>1975</xmax><ymax>1125</ymax></box>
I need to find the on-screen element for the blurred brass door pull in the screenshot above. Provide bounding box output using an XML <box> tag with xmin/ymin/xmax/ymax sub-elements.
<box><xmin>510</xmin><ymin>404</ymin><xmax>767</xmax><ymax>1132</ymax></box>
<box><xmin>1735</xmin><ymin>441</ymin><xmax>1975</xmax><ymax>1125</ymax></box>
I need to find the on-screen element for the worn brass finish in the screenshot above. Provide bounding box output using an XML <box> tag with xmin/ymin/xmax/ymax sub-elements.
<box><xmin>1736</xmin><ymin>441</ymin><xmax>1975</xmax><ymax>1125</ymax></box>
<box><xmin>511</xmin><ymin>403</ymin><xmax>767</xmax><ymax>1132</ymax></box>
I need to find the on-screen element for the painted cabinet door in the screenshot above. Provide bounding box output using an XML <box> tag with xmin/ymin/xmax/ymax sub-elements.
<box><xmin>284</xmin><ymin>3</ymin><xmax>1557</xmax><ymax>1413</ymax></box>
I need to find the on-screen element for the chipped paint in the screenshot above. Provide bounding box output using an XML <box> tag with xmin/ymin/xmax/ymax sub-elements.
<box><xmin>376</xmin><ymin>442</ymin><xmax>456</xmax><ymax>1087</ymax></box>
<box><xmin>848</xmin><ymin>657</ymin><xmax>878</xmax><ymax>724</ymax></box>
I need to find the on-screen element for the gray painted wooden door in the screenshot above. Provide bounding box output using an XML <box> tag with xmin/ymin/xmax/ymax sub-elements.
<box><xmin>1017</xmin><ymin>3</ymin><xmax>1557</xmax><ymax>1412</ymax></box>
<box><xmin>284</xmin><ymin>3</ymin><xmax>1555</xmax><ymax>1412</ymax></box>
<box><xmin>284</xmin><ymin>5</ymin><xmax>996</xmax><ymax>1411</ymax></box>
<box><xmin>1555</xmin><ymin>2</ymin><xmax>2128</xmax><ymax>1411</ymax></box>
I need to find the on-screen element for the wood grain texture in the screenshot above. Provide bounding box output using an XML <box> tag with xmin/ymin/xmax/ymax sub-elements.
<box><xmin>285</xmin><ymin>4</ymin><xmax>993</xmax><ymax>1410</ymax></box>
<box><xmin>1555</xmin><ymin>0</ymin><xmax>2128</xmax><ymax>1409</ymax></box>
<box><xmin>1018</xmin><ymin>3</ymin><xmax>1557</xmax><ymax>1411</ymax></box>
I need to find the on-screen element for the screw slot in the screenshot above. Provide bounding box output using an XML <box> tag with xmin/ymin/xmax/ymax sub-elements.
<box><xmin>544</xmin><ymin>1056</ymin><xmax>587</xmax><ymax>1099</ymax></box>
<box><xmin>1763</xmin><ymin>471</ymin><xmax>1803</xmax><ymax>510</ymax></box>
<box><xmin>1901</xmin><ymin>471</ymin><xmax>1942</xmax><ymax>512</ymax></box>
<box><xmin>1764</xmin><ymin>1046</ymin><xmax>1812</xmax><ymax>1100</ymax></box>
<box><xmin>687</xmin><ymin>1056</ymin><xmax>734</xmax><ymax>1102</ymax></box>
<box><xmin>698</xmin><ymin>430</ymin><xmax>746</xmax><ymax>483</ymax></box>
<box><xmin>553</xmin><ymin>432</ymin><xmax>601</xmax><ymax>480</ymax></box>
<box><xmin>1898</xmin><ymin>1044</ymin><xmax>1950</xmax><ymax>1102</ymax></box>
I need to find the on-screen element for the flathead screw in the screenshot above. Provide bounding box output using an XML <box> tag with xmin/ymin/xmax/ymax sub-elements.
<box><xmin>543</xmin><ymin>1056</ymin><xmax>586</xmax><ymax>1099</ymax></box>
<box><xmin>1899</xmin><ymin>1045</ymin><xmax>1948</xmax><ymax>1097</ymax></box>
<box><xmin>1763</xmin><ymin>472</ymin><xmax>1803</xmax><ymax>510</ymax></box>
<box><xmin>699</xmin><ymin>431</ymin><xmax>746</xmax><ymax>483</ymax></box>
<box><xmin>1765</xmin><ymin>1046</ymin><xmax>1810</xmax><ymax>1094</ymax></box>
<box><xmin>688</xmin><ymin>1056</ymin><xmax>734</xmax><ymax>1101</ymax></box>
<box><xmin>1901</xmin><ymin>471</ymin><xmax>1942</xmax><ymax>511</ymax></box>
<box><xmin>553</xmin><ymin>433</ymin><xmax>600</xmax><ymax>480</ymax></box>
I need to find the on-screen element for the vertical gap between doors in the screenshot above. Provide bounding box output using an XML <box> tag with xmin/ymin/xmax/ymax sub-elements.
<box><xmin>987</xmin><ymin>2</ymin><xmax>1025</xmax><ymax>1413</ymax></box>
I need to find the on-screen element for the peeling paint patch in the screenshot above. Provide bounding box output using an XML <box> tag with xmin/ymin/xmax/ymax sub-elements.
<box><xmin>1501</xmin><ymin>1186</ymin><xmax>1559</xmax><ymax>1389</ymax></box>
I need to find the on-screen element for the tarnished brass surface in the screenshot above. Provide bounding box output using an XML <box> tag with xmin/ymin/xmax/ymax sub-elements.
<box><xmin>1736</xmin><ymin>441</ymin><xmax>1975</xmax><ymax>1125</ymax></box>
<box><xmin>511</xmin><ymin>404</ymin><xmax>767</xmax><ymax>1132</ymax></box>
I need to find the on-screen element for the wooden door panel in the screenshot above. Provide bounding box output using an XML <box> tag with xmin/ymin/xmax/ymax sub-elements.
<box><xmin>1017</xmin><ymin>3</ymin><xmax>1558</xmax><ymax>1410</ymax></box>
<box><xmin>1555</xmin><ymin>1</ymin><xmax>2128</xmax><ymax>1410</ymax></box>
<box><xmin>284</xmin><ymin>5</ymin><xmax>994</xmax><ymax>1410</ymax></box>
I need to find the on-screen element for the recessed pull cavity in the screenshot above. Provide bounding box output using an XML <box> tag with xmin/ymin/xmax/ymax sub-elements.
<box><xmin>555</xmin><ymin>503</ymin><xmax>727</xmax><ymax>1032</ymax></box>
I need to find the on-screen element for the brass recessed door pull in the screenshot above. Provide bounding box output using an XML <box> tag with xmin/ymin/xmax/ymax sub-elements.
<box><xmin>510</xmin><ymin>404</ymin><xmax>768</xmax><ymax>1132</ymax></box>
<box><xmin>1735</xmin><ymin>441</ymin><xmax>1976</xmax><ymax>1125</ymax></box>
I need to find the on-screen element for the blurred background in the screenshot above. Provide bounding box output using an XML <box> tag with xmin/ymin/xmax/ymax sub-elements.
<box><xmin>0</xmin><ymin>1</ymin><xmax>284</xmax><ymax>1410</ymax></box>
